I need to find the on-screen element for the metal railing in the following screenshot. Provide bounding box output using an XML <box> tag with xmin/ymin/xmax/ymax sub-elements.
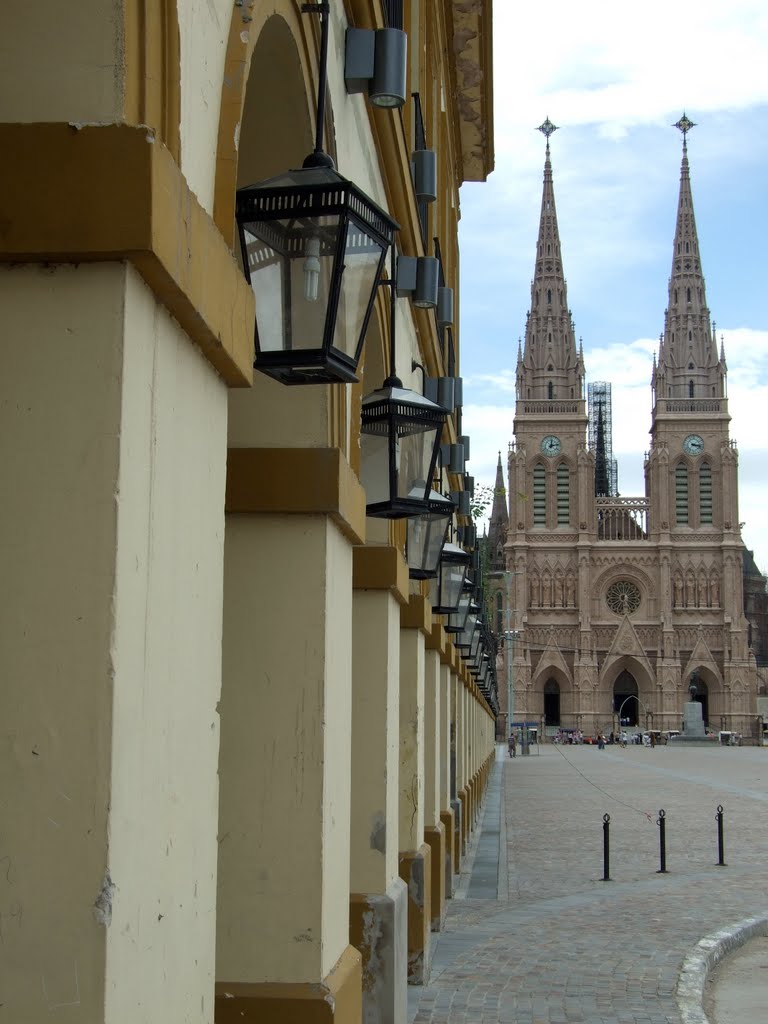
<box><xmin>596</xmin><ymin>496</ymin><xmax>649</xmax><ymax>540</ymax></box>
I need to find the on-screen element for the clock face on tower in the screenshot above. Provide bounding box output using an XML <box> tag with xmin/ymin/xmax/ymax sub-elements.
<box><xmin>683</xmin><ymin>434</ymin><xmax>704</xmax><ymax>455</ymax></box>
<box><xmin>541</xmin><ymin>435</ymin><xmax>562</xmax><ymax>456</ymax></box>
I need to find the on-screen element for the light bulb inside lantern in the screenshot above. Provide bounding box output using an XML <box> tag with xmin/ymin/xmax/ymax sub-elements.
<box><xmin>303</xmin><ymin>235</ymin><xmax>321</xmax><ymax>302</ymax></box>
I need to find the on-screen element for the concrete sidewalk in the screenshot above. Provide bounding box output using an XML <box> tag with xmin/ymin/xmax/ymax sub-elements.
<box><xmin>409</xmin><ymin>742</ymin><xmax>768</xmax><ymax>1023</ymax></box>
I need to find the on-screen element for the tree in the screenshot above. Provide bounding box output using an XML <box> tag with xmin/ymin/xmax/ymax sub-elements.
<box><xmin>470</xmin><ymin>483</ymin><xmax>494</xmax><ymax>521</ymax></box>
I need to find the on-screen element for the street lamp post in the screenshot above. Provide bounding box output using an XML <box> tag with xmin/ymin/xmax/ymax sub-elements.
<box><xmin>489</xmin><ymin>569</ymin><xmax>523</xmax><ymax>739</ymax></box>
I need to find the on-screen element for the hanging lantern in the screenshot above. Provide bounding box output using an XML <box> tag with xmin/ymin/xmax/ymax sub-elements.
<box><xmin>406</xmin><ymin>491</ymin><xmax>454</xmax><ymax>579</ymax></box>
<box><xmin>445</xmin><ymin>578</ymin><xmax>473</xmax><ymax>634</ymax></box>
<box><xmin>361</xmin><ymin>379</ymin><xmax>448</xmax><ymax>518</ymax></box>
<box><xmin>236</xmin><ymin>166</ymin><xmax>398</xmax><ymax>385</ymax></box>
<box><xmin>429</xmin><ymin>542</ymin><xmax>470</xmax><ymax>614</ymax></box>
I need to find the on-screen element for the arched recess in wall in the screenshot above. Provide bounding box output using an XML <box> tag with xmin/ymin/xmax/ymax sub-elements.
<box><xmin>123</xmin><ymin>0</ymin><xmax>181</xmax><ymax>160</ymax></box>
<box><xmin>213</xmin><ymin>2</ymin><xmax>318</xmax><ymax>247</ymax></box>
<box><xmin>217</xmin><ymin>6</ymin><xmax>352</xmax><ymax>453</ymax></box>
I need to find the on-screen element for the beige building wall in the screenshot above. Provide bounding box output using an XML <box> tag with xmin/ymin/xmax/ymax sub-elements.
<box><xmin>0</xmin><ymin>263</ymin><xmax>226</xmax><ymax>1021</ymax></box>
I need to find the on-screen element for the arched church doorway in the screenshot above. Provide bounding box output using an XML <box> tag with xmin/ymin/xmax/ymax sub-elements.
<box><xmin>689</xmin><ymin>676</ymin><xmax>709</xmax><ymax>726</ymax></box>
<box><xmin>613</xmin><ymin>670</ymin><xmax>639</xmax><ymax>726</ymax></box>
<box><xmin>543</xmin><ymin>678</ymin><xmax>561</xmax><ymax>726</ymax></box>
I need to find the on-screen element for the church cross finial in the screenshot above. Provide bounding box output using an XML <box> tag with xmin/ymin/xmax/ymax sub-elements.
<box><xmin>537</xmin><ymin>117</ymin><xmax>559</xmax><ymax>155</ymax></box>
<box><xmin>673</xmin><ymin>113</ymin><xmax>696</xmax><ymax>149</ymax></box>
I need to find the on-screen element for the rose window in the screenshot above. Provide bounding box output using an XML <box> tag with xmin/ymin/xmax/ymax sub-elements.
<box><xmin>606</xmin><ymin>580</ymin><xmax>641</xmax><ymax>615</ymax></box>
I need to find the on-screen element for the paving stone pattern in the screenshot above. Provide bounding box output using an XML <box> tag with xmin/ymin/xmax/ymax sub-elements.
<box><xmin>409</xmin><ymin>743</ymin><xmax>768</xmax><ymax>1023</ymax></box>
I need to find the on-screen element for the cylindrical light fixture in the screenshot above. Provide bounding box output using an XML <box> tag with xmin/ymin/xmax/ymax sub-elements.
<box><xmin>371</xmin><ymin>29</ymin><xmax>407</xmax><ymax>107</ymax></box>
<box><xmin>437</xmin><ymin>286</ymin><xmax>454</xmax><ymax>327</ymax></box>
<box><xmin>412</xmin><ymin>148</ymin><xmax>437</xmax><ymax>202</ymax></box>
<box><xmin>413</xmin><ymin>256</ymin><xmax>439</xmax><ymax>308</ymax></box>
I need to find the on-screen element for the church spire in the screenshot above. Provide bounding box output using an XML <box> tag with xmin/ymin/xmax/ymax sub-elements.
<box><xmin>486</xmin><ymin>452</ymin><xmax>509</xmax><ymax>573</ymax></box>
<box><xmin>517</xmin><ymin>119</ymin><xmax>583</xmax><ymax>402</ymax></box>
<box><xmin>656</xmin><ymin>115</ymin><xmax>724</xmax><ymax>399</ymax></box>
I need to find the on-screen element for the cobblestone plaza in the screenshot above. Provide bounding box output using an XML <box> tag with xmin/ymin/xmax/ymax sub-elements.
<box><xmin>409</xmin><ymin>743</ymin><xmax>768</xmax><ymax>1023</ymax></box>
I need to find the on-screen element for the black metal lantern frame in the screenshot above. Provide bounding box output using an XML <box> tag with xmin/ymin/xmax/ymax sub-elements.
<box><xmin>445</xmin><ymin>578</ymin><xmax>473</xmax><ymax>634</ymax></box>
<box><xmin>406</xmin><ymin>491</ymin><xmax>455</xmax><ymax>580</ymax></box>
<box><xmin>235</xmin><ymin>2</ymin><xmax>399</xmax><ymax>385</ymax></box>
<box><xmin>360</xmin><ymin>248</ymin><xmax>449</xmax><ymax>519</ymax></box>
<box><xmin>236</xmin><ymin>172</ymin><xmax>397</xmax><ymax>385</ymax></box>
<box><xmin>429</xmin><ymin>541</ymin><xmax>470</xmax><ymax>615</ymax></box>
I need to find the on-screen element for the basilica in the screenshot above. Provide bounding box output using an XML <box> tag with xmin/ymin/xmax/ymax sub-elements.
<box><xmin>487</xmin><ymin>119</ymin><xmax>760</xmax><ymax>739</ymax></box>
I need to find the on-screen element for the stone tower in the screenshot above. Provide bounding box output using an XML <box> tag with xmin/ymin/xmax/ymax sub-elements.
<box><xmin>503</xmin><ymin>118</ymin><xmax>758</xmax><ymax>739</ymax></box>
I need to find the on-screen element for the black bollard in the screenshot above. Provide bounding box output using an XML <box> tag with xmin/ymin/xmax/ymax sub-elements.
<box><xmin>601</xmin><ymin>813</ymin><xmax>611</xmax><ymax>881</ymax></box>
<box><xmin>656</xmin><ymin>808</ymin><xmax>668</xmax><ymax>873</ymax></box>
<box><xmin>716</xmin><ymin>804</ymin><xmax>726</xmax><ymax>866</ymax></box>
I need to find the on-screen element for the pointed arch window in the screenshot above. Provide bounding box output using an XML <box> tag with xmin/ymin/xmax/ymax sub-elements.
<box><xmin>687</xmin><ymin>287</ymin><xmax>691</xmax><ymax>302</ymax></box>
<box><xmin>675</xmin><ymin>463</ymin><xmax>689</xmax><ymax>524</ymax></box>
<box><xmin>495</xmin><ymin>590</ymin><xmax>504</xmax><ymax>634</ymax></box>
<box><xmin>699</xmin><ymin>462</ymin><xmax>713</xmax><ymax>524</ymax></box>
<box><xmin>547</xmin><ymin>289</ymin><xmax>552</xmax><ymax>304</ymax></box>
<box><xmin>548</xmin><ymin>382</ymin><xmax>554</xmax><ymax>399</ymax></box>
<box><xmin>556</xmin><ymin>463</ymin><xmax>570</xmax><ymax>525</ymax></box>
<box><xmin>688</xmin><ymin>380</ymin><xmax>694</xmax><ymax>398</ymax></box>
<box><xmin>533</xmin><ymin>463</ymin><xmax>546</xmax><ymax>525</ymax></box>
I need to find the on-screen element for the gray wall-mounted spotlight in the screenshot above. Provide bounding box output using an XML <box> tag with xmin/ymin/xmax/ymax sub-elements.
<box><xmin>437</xmin><ymin>286</ymin><xmax>454</xmax><ymax>327</ymax></box>
<box><xmin>441</xmin><ymin>442</ymin><xmax>465</xmax><ymax>475</ymax></box>
<box><xmin>451</xmin><ymin>490</ymin><xmax>472</xmax><ymax>517</ymax></box>
<box><xmin>345</xmin><ymin>27</ymin><xmax>407</xmax><ymax>109</ymax></box>
<box><xmin>425</xmin><ymin>376</ymin><xmax>460</xmax><ymax>412</ymax></box>
<box><xmin>412</xmin><ymin>148</ymin><xmax>437</xmax><ymax>202</ymax></box>
<box><xmin>395</xmin><ymin>255</ymin><xmax>439</xmax><ymax>309</ymax></box>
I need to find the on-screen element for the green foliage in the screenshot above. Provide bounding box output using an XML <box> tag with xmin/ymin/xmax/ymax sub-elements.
<box><xmin>470</xmin><ymin>483</ymin><xmax>494</xmax><ymax>521</ymax></box>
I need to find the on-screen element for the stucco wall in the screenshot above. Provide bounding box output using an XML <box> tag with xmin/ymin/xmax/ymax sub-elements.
<box><xmin>0</xmin><ymin>3</ymin><xmax>123</xmax><ymax>123</ymax></box>
<box><xmin>0</xmin><ymin>263</ymin><xmax>227</xmax><ymax>1021</ymax></box>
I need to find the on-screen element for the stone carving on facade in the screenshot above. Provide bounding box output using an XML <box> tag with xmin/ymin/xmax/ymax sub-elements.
<box><xmin>672</xmin><ymin>570</ymin><xmax>721</xmax><ymax>608</ymax></box>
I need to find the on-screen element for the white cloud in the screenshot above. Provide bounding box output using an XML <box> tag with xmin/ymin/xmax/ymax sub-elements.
<box><xmin>458</xmin><ymin>1</ymin><xmax>768</xmax><ymax>566</ymax></box>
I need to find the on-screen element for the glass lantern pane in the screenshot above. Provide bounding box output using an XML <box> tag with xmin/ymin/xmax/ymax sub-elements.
<box><xmin>396</xmin><ymin>426</ymin><xmax>438</xmax><ymax>502</ymax></box>
<box><xmin>241</xmin><ymin>227</ymin><xmax>285</xmax><ymax>352</ymax></box>
<box><xmin>243</xmin><ymin>214</ymin><xmax>342</xmax><ymax>353</ymax></box>
<box><xmin>332</xmin><ymin>222</ymin><xmax>386</xmax><ymax>359</ymax></box>
<box><xmin>360</xmin><ymin>432</ymin><xmax>391</xmax><ymax>507</ymax></box>
<box><xmin>408</xmin><ymin>511</ymin><xmax>447</xmax><ymax>575</ymax></box>
<box><xmin>441</xmin><ymin>563</ymin><xmax>466</xmax><ymax>609</ymax></box>
<box><xmin>286</xmin><ymin>216</ymin><xmax>341</xmax><ymax>350</ymax></box>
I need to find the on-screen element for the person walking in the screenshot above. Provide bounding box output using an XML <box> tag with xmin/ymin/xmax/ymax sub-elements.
<box><xmin>509</xmin><ymin>731</ymin><xmax>517</xmax><ymax>758</ymax></box>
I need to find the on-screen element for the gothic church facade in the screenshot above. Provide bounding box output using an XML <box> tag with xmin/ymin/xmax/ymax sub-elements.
<box><xmin>491</xmin><ymin>123</ymin><xmax>758</xmax><ymax>738</ymax></box>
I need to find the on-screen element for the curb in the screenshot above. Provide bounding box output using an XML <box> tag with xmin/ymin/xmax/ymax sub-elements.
<box><xmin>676</xmin><ymin>914</ymin><xmax>768</xmax><ymax>1024</ymax></box>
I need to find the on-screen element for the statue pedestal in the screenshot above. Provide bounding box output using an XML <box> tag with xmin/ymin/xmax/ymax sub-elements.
<box><xmin>669</xmin><ymin>702</ymin><xmax>715</xmax><ymax>746</ymax></box>
<box><xmin>682</xmin><ymin>701</ymin><xmax>706</xmax><ymax>737</ymax></box>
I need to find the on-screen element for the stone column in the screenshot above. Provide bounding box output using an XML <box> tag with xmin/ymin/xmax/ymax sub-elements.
<box><xmin>217</xmin><ymin>449</ymin><xmax>365</xmax><ymax>1022</ymax></box>
<box><xmin>438</xmin><ymin>659</ymin><xmax>455</xmax><ymax>899</ymax></box>
<box><xmin>349</xmin><ymin>546</ymin><xmax>409</xmax><ymax>1024</ymax></box>
<box><xmin>423</xmin><ymin>625</ymin><xmax>447</xmax><ymax>932</ymax></box>
<box><xmin>1</xmin><ymin>263</ymin><xmax>227</xmax><ymax>1022</ymax></box>
<box><xmin>452</xmin><ymin>672</ymin><xmax>464</xmax><ymax>868</ymax></box>
<box><xmin>398</xmin><ymin>595</ymin><xmax>431</xmax><ymax>984</ymax></box>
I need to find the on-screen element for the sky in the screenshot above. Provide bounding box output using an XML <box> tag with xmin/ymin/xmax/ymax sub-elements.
<box><xmin>458</xmin><ymin>0</ymin><xmax>768</xmax><ymax>572</ymax></box>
